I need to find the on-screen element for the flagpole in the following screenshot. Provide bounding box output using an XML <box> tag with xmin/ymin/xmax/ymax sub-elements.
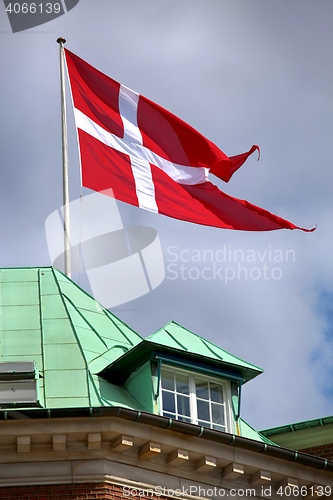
<box><xmin>57</xmin><ymin>37</ymin><xmax>71</xmax><ymax>278</ymax></box>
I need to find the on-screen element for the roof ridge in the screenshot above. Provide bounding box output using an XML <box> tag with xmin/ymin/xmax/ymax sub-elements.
<box><xmin>149</xmin><ymin>320</ymin><xmax>263</xmax><ymax>373</ymax></box>
<box><xmin>53</xmin><ymin>268</ymin><xmax>143</xmax><ymax>343</ymax></box>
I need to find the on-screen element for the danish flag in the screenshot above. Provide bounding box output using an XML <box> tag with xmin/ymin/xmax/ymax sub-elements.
<box><xmin>65</xmin><ymin>49</ymin><xmax>314</xmax><ymax>232</ymax></box>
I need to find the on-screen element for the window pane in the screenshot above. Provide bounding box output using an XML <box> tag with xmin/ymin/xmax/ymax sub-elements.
<box><xmin>164</xmin><ymin>411</ymin><xmax>176</xmax><ymax>419</ymax></box>
<box><xmin>176</xmin><ymin>373</ymin><xmax>189</xmax><ymax>395</ymax></box>
<box><xmin>197</xmin><ymin>399</ymin><xmax>210</xmax><ymax>421</ymax></box>
<box><xmin>177</xmin><ymin>394</ymin><xmax>190</xmax><ymax>417</ymax></box>
<box><xmin>161</xmin><ymin>370</ymin><xmax>174</xmax><ymax>391</ymax></box>
<box><xmin>195</xmin><ymin>379</ymin><xmax>209</xmax><ymax>400</ymax></box>
<box><xmin>212</xmin><ymin>423</ymin><xmax>226</xmax><ymax>432</ymax></box>
<box><xmin>211</xmin><ymin>403</ymin><xmax>225</xmax><ymax>426</ymax></box>
<box><xmin>162</xmin><ymin>390</ymin><xmax>175</xmax><ymax>413</ymax></box>
<box><xmin>198</xmin><ymin>420</ymin><xmax>210</xmax><ymax>428</ymax></box>
<box><xmin>178</xmin><ymin>415</ymin><xmax>191</xmax><ymax>423</ymax></box>
<box><xmin>210</xmin><ymin>384</ymin><xmax>223</xmax><ymax>404</ymax></box>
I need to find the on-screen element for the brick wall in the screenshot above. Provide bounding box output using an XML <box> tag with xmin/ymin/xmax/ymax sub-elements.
<box><xmin>0</xmin><ymin>483</ymin><xmax>165</xmax><ymax>500</ymax></box>
<box><xmin>300</xmin><ymin>443</ymin><xmax>333</xmax><ymax>461</ymax></box>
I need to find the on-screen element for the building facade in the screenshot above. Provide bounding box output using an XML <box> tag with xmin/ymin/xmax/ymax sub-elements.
<box><xmin>0</xmin><ymin>267</ymin><xmax>332</xmax><ymax>500</ymax></box>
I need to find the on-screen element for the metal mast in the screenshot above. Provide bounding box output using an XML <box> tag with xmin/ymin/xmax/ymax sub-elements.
<box><xmin>57</xmin><ymin>37</ymin><xmax>71</xmax><ymax>278</ymax></box>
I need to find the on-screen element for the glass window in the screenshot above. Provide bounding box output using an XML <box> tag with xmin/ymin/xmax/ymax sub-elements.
<box><xmin>162</xmin><ymin>389</ymin><xmax>175</xmax><ymax>414</ymax></box>
<box><xmin>176</xmin><ymin>373</ymin><xmax>189</xmax><ymax>395</ymax></box>
<box><xmin>210</xmin><ymin>383</ymin><xmax>223</xmax><ymax>404</ymax></box>
<box><xmin>195</xmin><ymin>378</ymin><xmax>209</xmax><ymax>400</ymax></box>
<box><xmin>161</xmin><ymin>370</ymin><xmax>174</xmax><ymax>391</ymax></box>
<box><xmin>160</xmin><ymin>367</ymin><xmax>229</xmax><ymax>433</ymax></box>
<box><xmin>197</xmin><ymin>399</ymin><xmax>210</xmax><ymax>421</ymax></box>
<box><xmin>160</xmin><ymin>368</ymin><xmax>191</xmax><ymax>423</ymax></box>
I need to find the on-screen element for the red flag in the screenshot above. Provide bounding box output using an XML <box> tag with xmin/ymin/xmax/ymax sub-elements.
<box><xmin>65</xmin><ymin>49</ymin><xmax>314</xmax><ymax>232</ymax></box>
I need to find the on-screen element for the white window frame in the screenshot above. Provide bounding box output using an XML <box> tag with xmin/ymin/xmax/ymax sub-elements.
<box><xmin>159</xmin><ymin>365</ymin><xmax>234</xmax><ymax>433</ymax></box>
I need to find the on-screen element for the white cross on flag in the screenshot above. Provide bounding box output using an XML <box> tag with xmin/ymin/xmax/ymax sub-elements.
<box><xmin>65</xmin><ymin>49</ymin><xmax>314</xmax><ymax>232</ymax></box>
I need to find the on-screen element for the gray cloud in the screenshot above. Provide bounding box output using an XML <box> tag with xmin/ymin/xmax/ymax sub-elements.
<box><xmin>0</xmin><ymin>0</ymin><xmax>332</xmax><ymax>431</ymax></box>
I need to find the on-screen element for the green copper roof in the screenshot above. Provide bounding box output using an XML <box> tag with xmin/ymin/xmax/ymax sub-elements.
<box><xmin>0</xmin><ymin>267</ymin><xmax>265</xmax><ymax>443</ymax></box>
<box><xmin>148</xmin><ymin>321</ymin><xmax>263</xmax><ymax>382</ymax></box>
<box><xmin>99</xmin><ymin>320</ymin><xmax>262</xmax><ymax>386</ymax></box>
<box><xmin>262</xmin><ymin>415</ymin><xmax>333</xmax><ymax>436</ymax></box>
<box><xmin>260</xmin><ymin>415</ymin><xmax>333</xmax><ymax>449</ymax></box>
<box><xmin>239</xmin><ymin>418</ymin><xmax>276</xmax><ymax>445</ymax></box>
<box><xmin>0</xmin><ymin>267</ymin><xmax>143</xmax><ymax>409</ymax></box>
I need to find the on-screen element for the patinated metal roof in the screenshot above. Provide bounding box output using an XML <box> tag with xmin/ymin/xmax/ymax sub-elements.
<box><xmin>261</xmin><ymin>415</ymin><xmax>333</xmax><ymax>449</ymax></box>
<box><xmin>147</xmin><ymin>321</ymin><xmax>263</xmax><ymax>381</ymax></box>
<box><xmin>0</xmin><ymin>267</ymin><xmax>142</xmax><ymax>409</ymax></box>
<box><xmin>0</xmin><ymin>266</ymin><xmax>266</xmax><ymax>443</ymax></box>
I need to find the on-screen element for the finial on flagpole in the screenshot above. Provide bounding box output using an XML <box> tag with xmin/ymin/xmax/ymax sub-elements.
<box><xmin>57</xmin><ymin>37</ymin><xmax>66</xmax><ymax>45</ymax></box>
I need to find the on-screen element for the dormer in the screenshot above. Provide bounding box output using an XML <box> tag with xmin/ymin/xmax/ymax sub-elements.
<box><xmin>0</xmin><ymin>267</ymin><xmax>265</xmax><ymax>442</ymax></box>
<box><xmin>98</xmin><ymin>321</ymin><xmax>263</xmax><ymax>436</ymax></box>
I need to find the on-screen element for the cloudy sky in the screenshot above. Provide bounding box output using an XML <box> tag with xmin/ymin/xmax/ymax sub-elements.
<box><xmin>1</xmin><ymin>0</ymin><xmax>333</xmax><ymax>432</ymax></box>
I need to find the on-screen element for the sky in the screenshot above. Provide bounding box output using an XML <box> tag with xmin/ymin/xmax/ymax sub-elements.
<box><xmin>1</xmin><ymin>0</ymin><xmax>333</xmax><ymax>432</ymax></box>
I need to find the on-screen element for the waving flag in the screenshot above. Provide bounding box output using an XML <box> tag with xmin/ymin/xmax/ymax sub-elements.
<box><xmin>65</xmin><ymin>49</ymin><xmax>314</xmax><ymax>232</ymax></box>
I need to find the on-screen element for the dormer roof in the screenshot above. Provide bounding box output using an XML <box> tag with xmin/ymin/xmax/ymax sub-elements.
<box><xmin>0</xmin><ymin>266</ymin><xmax>264</xmax><ymax>442</ymax></box>
<box><xmin>100</xmin><ymin>320</ymin><xmax>262</xmax><ymax>385</ymax></box>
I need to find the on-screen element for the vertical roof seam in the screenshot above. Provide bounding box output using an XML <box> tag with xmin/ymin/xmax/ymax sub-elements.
<box><xmin>51</xmin><ymin>268</ymin><xmax>92</xmax><ymax>407</ymax></box>
<box><xmin>201</xmin><ymin>338</ymin><xmax>224</xmax><ymax>360</ymax></box>
<box><xmin>87</xmin><ymin>344</ymin><xmax>129</xmax><ymax>367</ymax></box>
<box><xmin>102</xmin><ymin>308</ymin><xmax>142</xmax><ymax>346</ymax></box>
<box><xmin>54</xmin><ymin>268</ymin><xmax>143</xmax><ymax>347</ymax></box>
<box><xmin>164</xmin><ymin>328</ymin><xmax>188</xmax><ymax>350</ymax></box>
<box><xmin>61</xmin><ymin>293</ymin><xmax>108</xmax><ymax>349</ymax></box>
<box><xmin>37</xmin><ymin>269</ymin><xmax>46</xmax><ymax>406</ymax></box>
<box><xmin>162</xmin><ymin>321</ymin><xmax>262</xmax><ymax>371</ymax></box>
<box><xmin>88</xmin><ymin>371</ymin><xmax>105</xmax><ymax>406</ymax></box>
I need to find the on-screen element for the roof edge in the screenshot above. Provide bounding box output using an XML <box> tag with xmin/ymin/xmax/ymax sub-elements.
<box><xmin>98</xmin><ymin>339</ymin><xmax>262</xmax><ymax>385</ymax></box>
<box><xmin>261</xmin><ymin>415</ymin><xmax>333</xmax><ymax>437</ymax></box>
<box><xmin>0</xmin><ymin>406</ymin><xmax>331</xmax><ymax>473</ymax></box>
<box><xmin>148</xmin><ymin>320</ymin><xmax>263</xmax><ymax>374</ymax></box>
